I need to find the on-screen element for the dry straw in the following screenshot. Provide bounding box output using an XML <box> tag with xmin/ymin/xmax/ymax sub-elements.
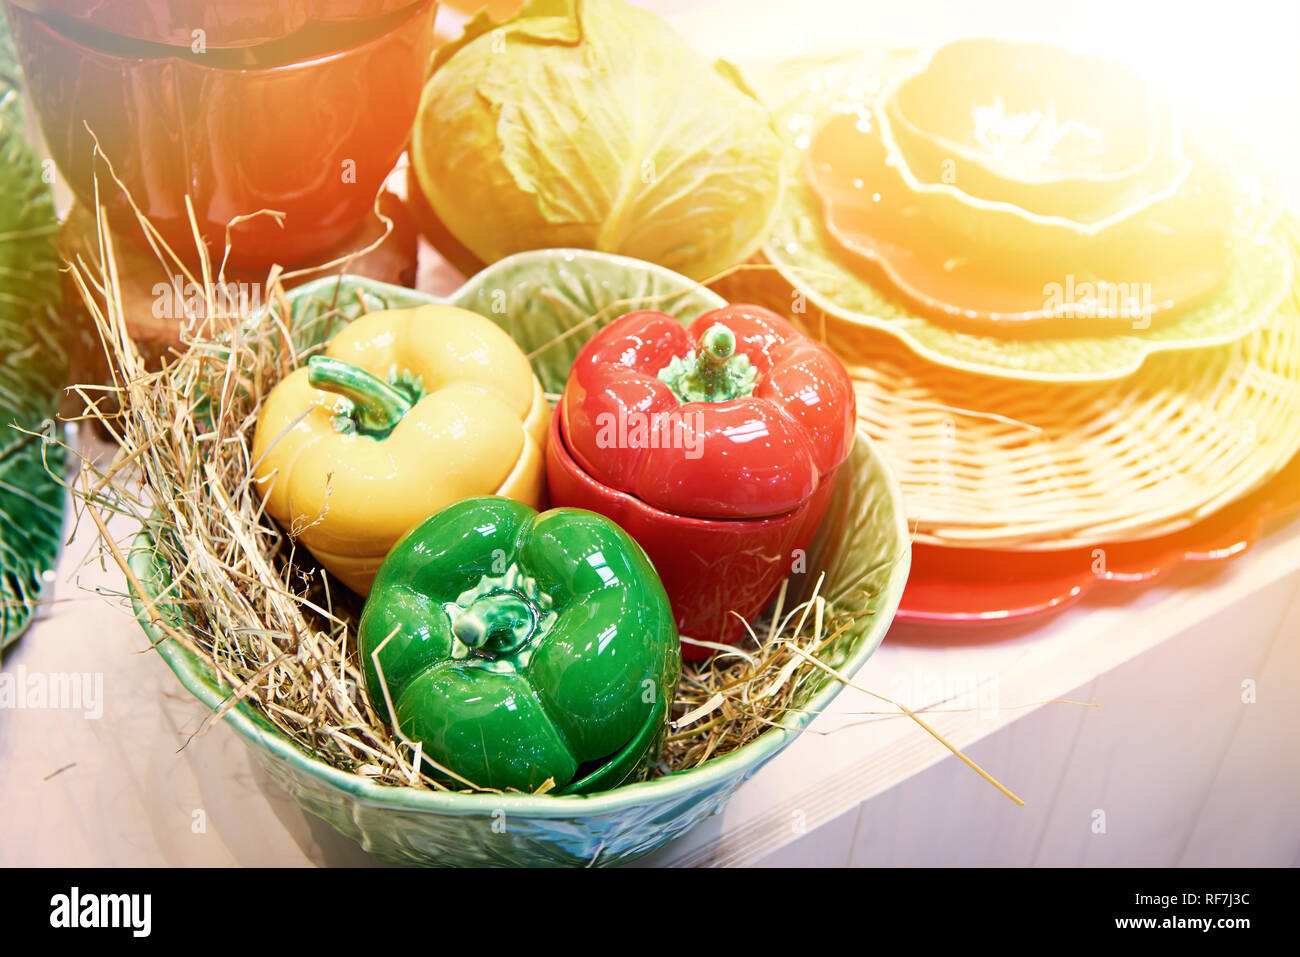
<box><xmin>61</xmin><ymin>184</ymin><xmax>1021</xmax><ymax>803</ymax></box>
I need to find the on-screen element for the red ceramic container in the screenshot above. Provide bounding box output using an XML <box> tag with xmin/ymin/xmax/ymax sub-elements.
<box><xmin>6</xmin><ymin>0</ymin><xmax>420</xmax><ymax>49</ymax></box>
<box><xmin>545</xmin><ymin>305</ymin><xmax>856</xmax><ymax>660</ymax></box>
<box><xmin>7</xmin><ymin>0</ymin><xmax>437</xmax><ymax>267</ymax></box>
<box><xmin>546</xmin><ymin>411</ymin><xmax>840</xmax><ymax>661</ymax></box>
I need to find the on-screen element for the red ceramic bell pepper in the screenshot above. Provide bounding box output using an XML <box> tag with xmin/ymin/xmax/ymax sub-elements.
<box><xmin>548</xmin><ymin>304</ymin><xmax>855</xmax><ymax>659</ymax></box>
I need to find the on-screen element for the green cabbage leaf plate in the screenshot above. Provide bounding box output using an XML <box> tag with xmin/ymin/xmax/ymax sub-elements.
<box><xmin>0</xmin><ymin>8</ymin><xmax>66</xmax><ymax>648</ymax></box>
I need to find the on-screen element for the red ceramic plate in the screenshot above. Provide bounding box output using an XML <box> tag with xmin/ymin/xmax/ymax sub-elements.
<box><xmin>896</xmin><ymin>452</ymin><xmax>1300</xmax><ymax>625</ymax></box>
<box><xmin>806</xmin><ymin>109</ymin><xmax>1233</xmax><ymax>332</ymax></box>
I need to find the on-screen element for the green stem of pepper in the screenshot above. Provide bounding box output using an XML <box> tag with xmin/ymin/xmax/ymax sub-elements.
<box><xmin>657</xmin><ymin>323</ymin><xmax>757</xmax><ymax>403</ymax></box>
<box><xmin>452</xmin><ymin>592</ymin><xmax>537</xmax><ymax>657</ymax></box>
<box><xmin>307</xmin><ymin>355</ymin><xmax>413</xmax><ymax>438</ymax></box>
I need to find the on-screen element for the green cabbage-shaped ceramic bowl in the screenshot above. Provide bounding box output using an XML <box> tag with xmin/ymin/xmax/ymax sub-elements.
<box><xmin>127</xmin><ymin>249</ymin><xmax>910</xmax><ymax>867</ymax></box>
<box><xmin>0</xmin><ymin>7</ymin><xmax>67</xmax><ymax>648</ymax></box>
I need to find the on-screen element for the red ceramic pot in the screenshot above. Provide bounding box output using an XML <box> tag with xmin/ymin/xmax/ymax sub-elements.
<box><xmin>7</xmin><ymin>0</ymin><xmax>437</xmax><ymax>267</ymax></box>
<box><xmin>547</xmin><ymin>305</ymin><xmax>856</xmax><ymax>660</ymax></box>
<box><xmin>546</xmin><ymin>411</ymin><xmax>840</xmax><ymax>661</ymax></box>
<box><xmin>6</xmin><ymin>0</ymin><xmax>420</xmax><ymax>49</ymax></box>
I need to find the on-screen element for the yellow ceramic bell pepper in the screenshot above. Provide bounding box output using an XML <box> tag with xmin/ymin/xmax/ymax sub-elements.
<box><xmin>251</xmin><ymin>304</ymin><xmax>548</xmax><ymax>594</ymax></box>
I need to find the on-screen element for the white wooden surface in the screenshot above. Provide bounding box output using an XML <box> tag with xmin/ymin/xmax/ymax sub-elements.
<box><xmin>730</xmin><ymin>565</ymin><xmax>1300</xmax><ymax>867</ymax></box>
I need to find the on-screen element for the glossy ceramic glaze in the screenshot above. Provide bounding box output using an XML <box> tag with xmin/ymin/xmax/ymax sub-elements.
<box><xmin>875</xmin><ymin>39</ymin><xmax>1200</xmax><ymax>257</ymax></box>
<box><xmin>127</xmin><ymin>258</ymin><xmax>911</xmax><ymax>867</ymax></box>
<box><xmin>807</xmin><ymin>108</ymin><xmax>1230</xmax><ymax>330</ymax></box>
<box><xmin>886</xmin><ymin>40</ymin><xmax>1159</xmax><ymax>197</ymax></box>
<box><xmin>358</xmin><ymin>497</ymin><xmax>680</xmax><ymax>794</ymax></box>
<box><xmin>560</xmin><ymin>305</ymin><xmax>855</xmax><ymax>520</ymax></box>
<box><xmin>0</xmin><ymin>25</ymin><xmax>66</xmax><ymax>648</ymax></box>
<box><xmin>897</xmin><ymin>451</ymin><xmax>1300</xmax><ymax>625</ymax></box>
<box><xmin>766</xmin><ymin>51</ymin><xmax>1290</xmax><ymax>381</ymax></box>
<box><xmin>251</xmin><ymin>304</ymin><xmax>548</xmax><ymax>594</ymax></box>
<box><xmin>548</xmin><ymin>410</ymin><xmax>840</xmax><ymax>659</ymax></box>
<box><xmin>7</xmin><ymin>0</ymin><xmax>419</xmax><ymax>49</ymax></box>
<box><xmin>131</xmin><ymin>417</ymin><xmax>908</xmax><ymax>866</ymax></box>
<box><xmin>552</xmin><ymin>303</ymin><xmax>854</xmax><ymax>655</ymax></box>
<box><xmin>8</xmin><ymin>0</ymin><xmax>436</xmax><ymax>267</ymax></box>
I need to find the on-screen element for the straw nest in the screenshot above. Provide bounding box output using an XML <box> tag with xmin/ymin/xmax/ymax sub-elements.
<box><xmin>63</xmin><ymin>198</ymin><xmax>890</xmax><ymax>796</ymax></box>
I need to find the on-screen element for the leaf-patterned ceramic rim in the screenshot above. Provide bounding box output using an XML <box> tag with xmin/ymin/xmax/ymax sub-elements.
<box><xmin>0</xmin><ymin>5</ymin><xmax>69</xmax><ymax>647</ymax></box>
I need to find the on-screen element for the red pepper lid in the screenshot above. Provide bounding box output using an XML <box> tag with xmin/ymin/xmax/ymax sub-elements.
<box><xmin>560</xmin><ymin>305</ymin><xmax>857</xmax><ymax>521</ymax></box>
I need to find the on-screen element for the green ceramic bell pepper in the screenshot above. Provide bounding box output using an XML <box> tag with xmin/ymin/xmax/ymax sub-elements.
<box><xmin>358</xmin><ymin>496</ymin><xmax>680</xmax><ymax>794</ymax></box>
